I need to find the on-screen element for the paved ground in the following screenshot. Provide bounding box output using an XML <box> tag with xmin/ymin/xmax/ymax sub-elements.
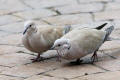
<box><xmin>0</xmin><ymin>0</ymin><xmax>120</xmax><ymax>80</ymax></box>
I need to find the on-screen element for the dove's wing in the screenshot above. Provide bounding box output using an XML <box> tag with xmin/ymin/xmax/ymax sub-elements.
<box><xmin>37</xmin><ymin>26</ymin><xmax>64</xmax><ymax>47</ymax></box>
<box><xmin>63</xmin><ymin>28</ymin><xmax>106</xmax><ymax>54</ymax></box>
<box><xmin>76</xmin><ymin>29</ymin><xmax>106</xmax><ymax>54</ymax></box>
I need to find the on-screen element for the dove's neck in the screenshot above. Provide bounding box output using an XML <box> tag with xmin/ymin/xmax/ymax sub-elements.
<box><xmin>27</xmin><ymin>28</ymin><xmax>37</xmax><ymax>36</ymax></box>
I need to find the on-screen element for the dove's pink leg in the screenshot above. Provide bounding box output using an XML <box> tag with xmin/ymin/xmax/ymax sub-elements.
<box><xmin>91</xmin><ymin>50</ymin><xmax>98</xmax><ymax>63</ymax></box>
<box><xmin>31</xmin><ymin>53</ymin><xmax>45</xmax><ymax>62</ymax></box>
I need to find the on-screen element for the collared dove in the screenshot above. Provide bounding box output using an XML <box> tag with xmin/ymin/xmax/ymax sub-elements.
<box><xmin>22</xmin><ymin>20</ymin><xmax>71</xmax><ymax>62</ymax></box>
<box><xmin>51</xmin><ymin>23</ymin><xmax>114</xmax><ymax>63</ymax></box>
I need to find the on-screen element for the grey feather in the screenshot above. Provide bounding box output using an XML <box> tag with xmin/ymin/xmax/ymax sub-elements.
<box><xmin>104</xmin><ymin>26</ymin><xmax>114</xmax><ymax>42</ymax></box>
<box><xmin>63</xmin><ymin>25</ymin><xmax>71</xmax><ymax>35</ymax></box>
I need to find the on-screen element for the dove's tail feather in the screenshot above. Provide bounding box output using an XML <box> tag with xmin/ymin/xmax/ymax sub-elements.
<box><xmin>95</xmin><ymin>23</ymin><xmax>107</xmax><ymax>30</ymax></box>
<box><xmin>63</xmin><ymin>25</ymin><xmax>71</xmax><ymax>34</ymax></box>
<box><xmin>104</xmin><ymin>26</ymin><xmax>114</xmax><ymax>42</ymax></box>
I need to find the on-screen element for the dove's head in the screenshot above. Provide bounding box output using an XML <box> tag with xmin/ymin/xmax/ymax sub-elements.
<box><xmin>51</xmin><ymin>38</ymin><xmax>71</xmax><ymax>50</ymax></box>
<box><xmin>23</xmin><ymin>20</ymin><xmax>37</xmax><ymax>35</ymax></box>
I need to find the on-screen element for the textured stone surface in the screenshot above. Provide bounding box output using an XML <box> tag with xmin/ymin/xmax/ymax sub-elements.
<box><xmin>0</xmin><ymin>75</ymin><xmax>23</xmax><ymax>80</ymax></box>
<box><xmin>113</xmin><ymin>20</ymin><xmax>120</xmax><ymax>29</ymax></box>
<box><xmin>0</xmin><ymin>20</ymin><xmax>46</xmax><ymax>33</ymax></box>
<box><xmin>43</xmin><ymin>14</ymin><xmax>93</xmax><ymax>25</ymax></box>
<box><xmin>0</xmin><ymin>34</ymin><xmax>22</xmax><ymax>45</ymax></box>
<box><xmin>0</xmin><ymin>53</ymin><xmax>32</xmax><ymax>67</ymax></box>
<box><xmin>13</xmin><ymin>9</ymin><xmax>57</xmax><ymax>20</ymax></box>
<box><xmin>78</xmin><ymin>0</ymin><xmax>112</xmax><ymax>3</ymax></box>
<box><xmin>0</xmin><ymin>0</ymin><xmax>30</xmax><ymax>15</ymax></box>
<box><xmin>95</xmin><ymin>58</ymin><xmax>120</xmax><ymax>71</ymax></box>
<box><xmin>24</xmin><ymin>75</ymin><xmax>64</xmax><ymax>80</ymax></box>
<box><xmin>45</xmin><ymin>64</ymin><xmax>105</xmax><ymax>79</ymax></box>
<box><xmin>23</xmin><ymin>0</ymin><xmax>77</xmax><ymax>9</ymax></box>
<box><xmin>94</xmin><ymin>11</ymin><xmax>120</xmax><ymax>21</ymax></box>
<box><xmin>55</xmin><ymin>3</ymin><xmax>103</xmax><ymax>14</ymax></box>
<box><xmin>71</xmin><ymin>71</ymin><xmax>120</xmax><ymax>80</ymax></box>
<box><xmin>0</xmin><ymin>66</ymin><xmax>10</xmax><ymax>73</ymax></box>
<box><xmin>0</xmin><ymin>15</ymin><xmax>22</xmax><ymax>26</ymax></box>
<box><xmin>0</xmin><ymin>31</ymin><xmax>10</xmax><ymax>37</ymax></box>
<box><xmin>1</xmin><ymin>58</ymin><xmax>68</xmax><ymax>78</ymax></box>
<box><xmin>105</xmin><ymin>2</ymin><xmax>120</xmax><ymax>10</ymax></box>
<box><xmin>0</xmin><ymin>45</ymin><xmax>27</xmax><ymax>55</ymax></box>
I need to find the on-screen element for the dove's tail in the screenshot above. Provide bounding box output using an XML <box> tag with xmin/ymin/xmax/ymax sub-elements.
<box><xmin>95</xmin><ymin>23</ymin><xmax>107</xmax><ymax>30</ymax></box>
<box><xmin>104</xmin><ymin>26</ymin><xmax>114</xmax><ymax>42</ymax></box>
<box><xmin>63</xmin><ymin>25</ymin><xmax>71</xmax><ymax>34</ymax></box>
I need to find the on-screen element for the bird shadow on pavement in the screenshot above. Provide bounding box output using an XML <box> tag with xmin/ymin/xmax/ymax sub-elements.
<box><xmin>62</xmin><ymin>48</ymin><xmax>120</xmax><ymax>67</ymax></box>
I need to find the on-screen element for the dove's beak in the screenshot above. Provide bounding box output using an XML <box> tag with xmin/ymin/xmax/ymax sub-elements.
<box><xmin>23</xmin><ymin>29</ymin><xmax>27</xmax><ymax>35</ymax></box>
<box><xmin>50</xmin><ymin>46</ymin><xmax>55</xmax><ymax>50</ymax></box>
<box><xmin>23</xmin><ymin>27</ymin><xmax>29</xmax><ymax>35</ymax></box>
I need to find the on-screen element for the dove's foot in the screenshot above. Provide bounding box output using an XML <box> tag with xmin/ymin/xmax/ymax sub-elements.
<box><xmin>31</xmin><ymin>53</ymin><xmax>46</xmax><ymax>62</ymax></box>
<box><xmin>70</xmin><ymin>59</ymin><xmax>83</xmax><ymax>65</ymax></box>
<box><xmin>31</xmin><ymin>57</ymin><xmax>46</xmax><ymax>62</ymax></box>
<box><xmin>91</xmin><ymin>51</ymin><xmax>98</xmax><ymax>63</ymax></box>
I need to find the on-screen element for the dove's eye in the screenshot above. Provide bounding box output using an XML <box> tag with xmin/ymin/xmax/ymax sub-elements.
<box><xmin>29</xmin><ymin>24</ymin><xmax>32</xmax><ymax>27</ymax></box>
<box><xmin>58</xmin><ymin>44</ymin><xmax>61</xmax><ymax>47</ymax></box>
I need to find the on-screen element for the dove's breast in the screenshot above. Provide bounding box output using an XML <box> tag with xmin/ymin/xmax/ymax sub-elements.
<box><xmin>22</xmin><ymin>34</ymin><xmax>37</xmax><ymax>52</ymax></box>
<box><xmin>22</xmin><ymin>26</ymin><xmax>64</xmax><ymax>53</ymax></box>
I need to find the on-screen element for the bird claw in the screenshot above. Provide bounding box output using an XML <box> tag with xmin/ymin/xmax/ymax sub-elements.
<box><xmin>91</xmin><ymin>53</ymin><xmax>98</xmax><ymax>63</ymax></box>
<box><xmin>56</xmin><ymin>56</ymin><xmax>61</xmax><ymax>62</ymax></box>
<box><xmin>31</xmin><ymin>57</ymin><xmax>46</xmax><ymax>62</ymax></box>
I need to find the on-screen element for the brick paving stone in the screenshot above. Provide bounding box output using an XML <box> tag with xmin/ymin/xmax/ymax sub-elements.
<box><xmin>44</xmin><ymin>64</ymin><xmax>105</xmax><ymax>79</ymax></box>
<box><xmin>0</xmin><ymin>53</ymin><xmax>32</xmax><ymax>67</ymax></box>
<box><xmin>24</xmin><ymin>75</ymin><xmax>64</xmax><ymax>80</ymax></box>
<box><xmin>113</xmin><ymin>20</ymin><xmax>120</xmax><ymax>29</ymax></box>
<box><xmin>0</xmin><ymin>31</ymin><xmax>10</xmax><ymax>37</ymax></box>
<box><xmin>105</xmin><ymin>48</ymin><xmax>120</xmax><ymax>58</ymax></box>
<box><xmin>1</xmin><ymin>65</ymin><xmax>45</xmax><ymax>78</ymax></box>
<box><xmin>0</xmin><ymin>15</ymin><xmax>22</xmax><ymax>26</ymax></box>
<box><xmin>99</xmin><ymin>41</ymin><xmax>120</xmax><ymax>51</ymax></box>
<box><xmin>23</xmin><ymin>0</ymin><xmax>77</xmax><ymax>9</ymax></box>
<box><xmin>105</xmin><ymin>2</ymin><xmax>120</xmax><ymax>10</ymax></box>
<box><xmin>78</xmin><ymin>0</ymin><xmax>112</xmax><ymax>3</ymax></box>
<box><xmin>55</xmin><ymin>3</ymin><xmax>103</xmax><ymax>14</ymax></box>
<box><xmin>94</xmin><ymin>59</ymin><xmax>120</xmax><ymax>71</ymax></box>
<box><xmin>0</xmin><ymin>66</ymin><xmax>10</xmax><ymax>73</ymax></box>
<box><xmin>115</xmin><ymin>0</ymin><xmax>120</xmax><ymax>2</ymax></box>
<box><xmin>0</xmin><ymin>45</ymin><xmax>29</xmax><ymax>55</ymax></box>
<box><xmin>94</xmin><ymin>10</ymin><xmax>120</xmax><ymax>21</ymax></box>
<box><xmin>71</xmin><ymin>71</ymin><xmax>120</xmax><ymax>80</ymax></box>
<box><xmin>1</xmin><ymin>58</ymin><xmax>68</xmax><ymax>78</ymax></box>
<box><xmin>13</xmin><ymin>9</ymin><xmax>57</xmax><ymax>20</ymax></box>
<box><xmin>43</xmin><ymin>14</ymin><xmax>93</xmax><ymax>25</ymax></box>
<box><xmin>109</xmin><ymin>29</ymin><xmax>120</xmax><ymax>41</ymax></box>
<box><xmin>93</xmin><ymin>41</ymin><xmax>120</xmax><ymax>71</ymax></box>
<box><xmin>0</xmin><ymin>34</ymin><xmax>22</xmax><ymax>45</ymax></box>
<box><xmin>0</xmin><ymin>22</ymin><xmax>24</xmax><ymax>34</ymax></box>
<box><xmin>0</xmin><ymin>0</ymin><xmax>30</xmax><ymax>14</ymax></box>
<box><xmin>0</xmin><ymin>20</ymin><xmax>47</xmax><ymax>33</ymax></box>
<box><xmin>0</xmin><ymin>10</ymin><xmax>12</xmax><ymax>16</ymax></box>
<box><xmin>0</xmin><ymin>75</ymin><xmax>23</xmax><ymax>80</ymax></box>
